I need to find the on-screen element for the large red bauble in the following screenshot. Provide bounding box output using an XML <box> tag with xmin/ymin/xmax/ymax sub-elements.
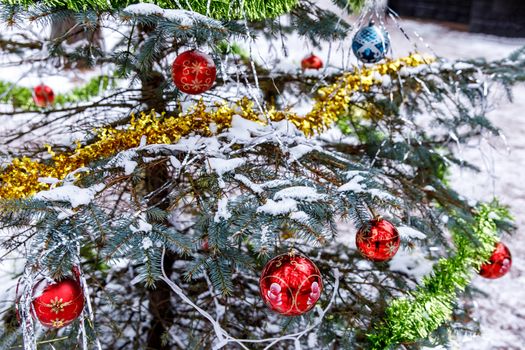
<box><xmin>301</xmin><ymin>54</ymin><xmax>323</xmax><ymax>70</ymax></box>
<box><xmin>356</xmin><ymin>218</ymin><xmax>400</xmax><ymax>262</ymax></box>
<box><xmin>259</xmin><ymin>254</ymin><xmax>323</xmax><ymax>316</ymax></box>
<box><xmin>32</xmin><ymin>278</ymin><xmax>84</xmax><ymax>328</ymax></box>
<box><xmin>33</xmin><ymin>84</ymin><xmax>55</xmax><ymax>107</ymax></box>
<box><xmin>171</xmin><ymin>50</ymin><xmax>216</xmax><ymax>95</ymax></box>
<box><xmin>479</xmin><ymin>242</ymin><xmax>512</xmax><ymax>279</ymax></box>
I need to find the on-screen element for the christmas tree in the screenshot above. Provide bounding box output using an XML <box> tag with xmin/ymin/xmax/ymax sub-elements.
<box><xmin>0</xmin><ymin>0</ymin><xmax>523</xmax><ymax>349</ymax></box>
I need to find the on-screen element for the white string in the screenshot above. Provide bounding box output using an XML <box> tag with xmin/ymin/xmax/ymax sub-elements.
<box><xmin>183</xmin><ymin>0</ymin><xmax>194</xmax><ymax>12</ymax></box>
<box><xmin>206</xmin><ymin>0</ymin><xmax>212</xmax><ymax>16</ymax></box>
<box><xmin>203</xmin><ymin>270</ymin><xmax>226</xmax><ymax>323</ymax></box>
<box><xmin>239</xmin><ymin>0</ymin><xmax>266</xmax><ymax>117</ymax></box>
<box><xmin>19</xmin><ymin>266</ymin><xmax>37</xmax><ymax>350</ymax></box>
<box><xmin>387</xmin><ymin>8</ymin><xmax>439</xmax><ymax>59</ymax></box>
<box><xmin>77</xmin><ymin>265</ymin><xmax>103</xmax><ymax>350</ymax></box>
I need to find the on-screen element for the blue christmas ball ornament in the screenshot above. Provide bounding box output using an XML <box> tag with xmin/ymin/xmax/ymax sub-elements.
<box><xmin>352</xmin><ymin>22</ymin><xmax>390</xmax><ymax>64</ymax></box>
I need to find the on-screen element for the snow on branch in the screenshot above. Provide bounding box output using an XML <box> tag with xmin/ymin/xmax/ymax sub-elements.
<box><xmin>33</xmin><ymin>184</ymin><xmax>104</xmax><ymax>208</ymax></box>
<box><xmin>338</xmin><ymin>170</ymin><xmax>396</xmax><ymax>202</ymax></box>
<box><xmin>123</xmin><ymin>4</ymin><xmax>223</xmax><ymax>29</ymax></box>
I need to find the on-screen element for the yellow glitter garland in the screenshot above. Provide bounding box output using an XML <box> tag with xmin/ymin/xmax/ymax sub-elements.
<box><xmin>0</xmin><ymin>53</ymin><xmax>432</xmax><ymax>200</ymax></box>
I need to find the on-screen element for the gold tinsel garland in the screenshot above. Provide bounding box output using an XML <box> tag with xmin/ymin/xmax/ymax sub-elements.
<box><xmin>0</xmin><ymin>53</ymin><xmax>431</xmax><ymax>200</ymax></box>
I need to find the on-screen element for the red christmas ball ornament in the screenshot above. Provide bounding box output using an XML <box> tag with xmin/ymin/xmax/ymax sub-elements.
<box><xmin>259</xmin><ymin>253</ymin><xmax>323</xmax><ymax>316</ymax></box>
<box><xmin>171</xmin><ymin>50</ymin><xmax>216</xmax><ymax>95</ymax></box>
<box><xmin>479</xmin><ymin>242</ymin><xmax>512</xmax><ymax>279</ymax></box>
<box><xmin>301</xmin><ymin>54</ymin><xmax>323</xmax><ymax>70</ymax></box>
<box><xmin>356</xmin><ymin>218</ymin><xmax>400</xmax><ymax>262</ymax></box>
<box><xmin>32</xmin><ymin>278</ymin><xmax>84</xmax><ymax>328</ymax></box>
<box><xmin>201</xmin><ymin>237</ymin><xmax>210</xmax><ymax>251</ymax></box>
<box><xmin>33</xmin><ymin>84</ymin><xmax>55</xmax><ymax>107</ymax></box>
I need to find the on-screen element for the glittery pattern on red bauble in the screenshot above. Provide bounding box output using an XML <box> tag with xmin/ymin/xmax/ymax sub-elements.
<box><xmin>32</xmin><ymin>278</ymin><xmax>84</xmax><ymax>329</ymax></box>
<box><xmin>356</xmin><ymin>218</ymin><xmax>400</xmax><ymax>262</ymax></box>
<box><xmin>33</xmin><ymin>84</ymin><xmax>55</xmax><ymax>107</ymax></box>
<box><xmin>171</xmin><ymin>50</ymin><xmax>216</xmax><ymax>95</ymax></box>
<box><xmin>259</xmin><ymin>254</ymin><xmax>323</xmax><ymax>316</ymax></box>
<box><xmin>301</xmin><ymin>54</ymin><xmax>323</xmax><ymax>70</ymax></box>
<box><xmin>479</xmin><ymin>242</ymin><xmax>512</xmax><ymax>279</ymax></box>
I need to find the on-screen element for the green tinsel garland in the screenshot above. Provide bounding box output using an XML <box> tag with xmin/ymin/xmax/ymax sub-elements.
<box><xmin>0</xmin><ymin>75</ymin><xmax>114</xmax><ymax>110</ymax></box>
<box><xmin>367</xmin><ymin>203</ymin><xmax>511</xmax><ymax>349</ymax></box>
<box><xmin>0</xmin><ymin>0</ymin><xmax>301</xmax><ymax>20</ymax></box>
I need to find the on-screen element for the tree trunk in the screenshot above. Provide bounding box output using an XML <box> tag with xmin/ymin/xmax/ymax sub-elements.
<box><xmin>138</xmin><ymin>58</ymin><xmax>175</xmax><ymax>348</ymax></box>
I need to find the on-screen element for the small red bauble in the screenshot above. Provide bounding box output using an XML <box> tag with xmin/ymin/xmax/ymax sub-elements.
<box><xmin>259</xmin><ymin>254</ymin><xmax>323</xmax><ymax>316</ymax></box>
<box><xmin>32</xmin><ymin>278</ymin><xmax>84</xmax><ymax>328</ymax></box>
<box><xmin>479</xmin><ymin>242</ymin><xmax>512</xmax><ymax>279</ymax></box>
<box><xmin>171</xmin><ymin>50</ymin><xmax>216</xmax><ymax>95</ymax></box>
<box><xmin>33</xmin><ymin>84</ymin><xmax>55</xmax><ymax>107</ymax></box>
<box><xmin>301</xmin><ymin>54</ymin><xmax>323</xmax><ymax>70</ymax></box>
<box><xmin>201</xmin><ymin>237</ymin><xmax>209</xmax><ymax>251</ymax></box>
<box><xmin>356</xmin><ymin>218</ymin><xmax>400</xmax><ymax>262</ymax></box>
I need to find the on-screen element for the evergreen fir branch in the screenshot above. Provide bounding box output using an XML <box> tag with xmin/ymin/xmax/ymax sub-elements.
<box><xmin>291</xmin><ymin>4</ymin><xmax>350</xmax><ymax>45</ymax></box>
<box><xmin>206</xmin><ymin>257</ymin><xmax>233</xmax><ymax>295</ymax></box>
<box><xmin>101</xmin><ymin>220</ymin><xmax>137</xmax><ymax>260</ymax></box>
<box><xmin>137</xmin><ymin>243</ymin><xmax>162</xmax><ymax>286</ymax></box>
<box><xmin>184</xmin><ymin>256</ymin><xmax>208</xmax><ymax>281</ymax></box>
<box><xmin>157</xmin><ymin>226</ymin><xmax>193</xmax><ymax>255</ymax></box>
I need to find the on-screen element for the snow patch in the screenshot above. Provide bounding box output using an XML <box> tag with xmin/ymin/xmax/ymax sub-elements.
<box><xmin>274</xmin><ymin>186</ymin><xmax>326</xmax><ymax>202</ymax></box>
<box><xmin>123</xmin><ymin>4</ymin><xmax>222</xmax><ymax>28</ymax></box>
<box><xmin>423</xmin><ymin>185</ymin><xmax>436</xmax><ymax>192</ymax></box>
<box><xmin>123</xmin><ymin>3</ymin><xmax>163</xmax><ymax>16</ymax></box>
<box><xmin>338</xmin><ymin>172</ymin><xmax>395</xmax><ymax>201</ymax></box>
<box><xmin>290</xmin><ymin>211</ymin><xmax>309</xmax><ymax>222</ymax></box>
<box><xmin>257</xmin><ymin>198</ymin><xmax>298</xmax><ymax>215</ymax></box>
<box><xmin>38</xmin><ymin>177</ymin><xmax>60</xmax><ymax>185</ymax></box>
<box><xmin>226</xmin><ymin>115</ymin><xmax>264</xmax><ymax>141</ymax></box>
<box><xmin>142</xmin><ymin>237</ymin><xmax>153</xmax><ymax>250</ymax></box>
<box><xmin>260</xmin><ymin>179</ymin><xmax>292</xmax><ymax>189</ymax></box>
<box><xmin>33</xmin><ymin>184</ymin><xmax>104</xmax><ymax>208</ymax></box>
<box><xmin>338</xmin><ymin>173</ymin><xmax>366</xmax><ymax>192</ymax></box>
<box><xmin>131</xmin><ymin>217</ymin><xmax>153</xmax><ymax>233</ymax></box>
<box><xmin>367</xmin><ymin>188</ymin><xmax>396</xmax><ymax>201</ymax></box>
<box><xmin>234</xmin><ymin>174</ymin><xmax>263</xmax><ymax>194</ymax></box>
<box><xmin>214</xmin><ymin>197</ymin><xmax>231</xmax><ymax>223</ymax></box>
<box><xmin>208</xmin><ymin>157</ymin><xmax>246</xmax><ymax>176</ymax></box>
<box><xmin>260</xmin><ymin>226</ymin><xmax>270</xmax><ymax>247</ymax></box>
<box><xmin>289</xmin><ymin>144</ymin><xmax>315</xmax><ymax>160</ymax></box>
<box><xmin>169</xmin><ymin>156</ymin><xmax>182</xmax><ymax>169</ymax></box>
<box><xmin>453</xmin><ymin>62</ymin><xmax>475</xmax><ymax>70</ymax></box>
